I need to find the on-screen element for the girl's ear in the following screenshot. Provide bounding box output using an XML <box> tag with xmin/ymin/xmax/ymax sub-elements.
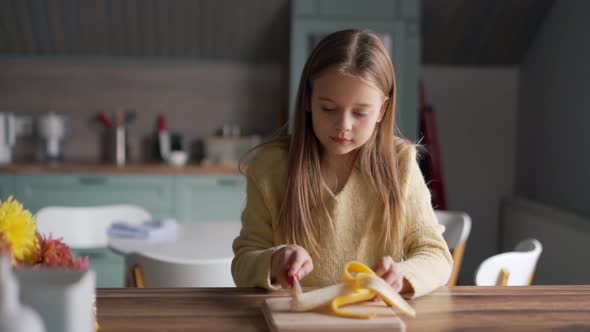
<box><xmin>377</xmin><ymin>97</ymin><xmax>389</xmax><ymax>123</ymax></box>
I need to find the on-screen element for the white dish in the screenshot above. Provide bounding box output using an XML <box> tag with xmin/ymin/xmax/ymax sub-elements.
<box><xmin>168</xmin><ymin>150</ymin><xmax>188</xmax><ymax>166</ymax></box>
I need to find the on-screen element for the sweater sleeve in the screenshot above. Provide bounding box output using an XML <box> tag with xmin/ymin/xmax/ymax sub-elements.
<box><xmin>231</xmin><ymin>173</ymin><xmax>285</xmax><ymax>289</ymax></box>
<box><xmin>398</xmin><ymin>149</ymin><xmax>453</xmax><ymax>299</ymax></box>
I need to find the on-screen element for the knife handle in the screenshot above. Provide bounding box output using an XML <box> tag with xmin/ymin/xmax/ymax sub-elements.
<box><xmin>285</xmin><ymin>271</ymin><xmax>293</xmax><ymax>288</ymax></box>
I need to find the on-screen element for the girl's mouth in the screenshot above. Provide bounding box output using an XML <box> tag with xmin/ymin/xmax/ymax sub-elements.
<box><xmin>330</xmin><ymin>136</ymin><xmax>351</xmax><ymax>144</ymax></box>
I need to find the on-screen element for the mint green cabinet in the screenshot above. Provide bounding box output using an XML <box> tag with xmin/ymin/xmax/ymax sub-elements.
<box><xmin>12</xmin><ymin>173</ymin><xmax>175</xmax><ymax>288</ymax></box>
<box><xmin>10</xmin><ymin>173</ymin><xmax>246</xmax><ymax>222</ymax></box>
<box><xmin>290</xmin><ymin>0</ymin><xmax>420</xmax><ymax>141</ymax></box>
<box><xmin>0</xmin><ymin>174</ymin><xmax>15</xmax><ymax>201</ymax></box>
<box><xmin>14</xmin><ymin>174</ymin><xmax>174</xmax><ymax>217</ymax></box>
<box><xmin>174</xmin><ymin>175</ymin><xmax>246</xmax><ymax>222</ymax></box>
<box><xmin>71</xmin><ymin>248</ymin><xmax>125</xmax><ymax>288</ymax></box>
<box><xmin>2</xmin><ymin>172</ymin><xmax>246</xmax><ymax>287</ymax></box>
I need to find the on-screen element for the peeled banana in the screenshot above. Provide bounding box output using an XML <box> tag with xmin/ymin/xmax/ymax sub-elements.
<box><xmin>290</xmin><ymin>261</ymin><xmax>416</xmax><ymax>318</ymax></box>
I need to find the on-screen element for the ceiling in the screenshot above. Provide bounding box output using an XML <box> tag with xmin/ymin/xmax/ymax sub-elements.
<box><xmin>0</xmin><ymin>0</ymin><xmax>290</xmax><ymax>63</ymax></box>
<box><xmin>422</xmin><ymin>0</ymin><xmax>556</xmax><ymax>66</ymax></box>
<box><xmin>0</xmin><ymin>0</ymin><xmax>555</xmax><ymax>66</ymax></box>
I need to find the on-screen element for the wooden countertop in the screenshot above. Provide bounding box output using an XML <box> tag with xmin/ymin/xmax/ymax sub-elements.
<box><xmin>96</xmin><ymin>285</ymin><xmax>590</xmax><ymax>331</ymax></box>
<box><xmin>0</xmin><ymin>162</ymin><xmax>240</xmax><ymax>174</ymax></box>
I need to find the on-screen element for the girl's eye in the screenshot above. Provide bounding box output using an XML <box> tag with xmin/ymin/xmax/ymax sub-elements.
<box><xmin>354</xmin><ymin>112</ymin><xmax>368</xmax><ymax>118</ymax></box>
<box><xmin>322</xmin><ymin>107</ymin><xmax>336</xmax><ymax>112</ymax></box>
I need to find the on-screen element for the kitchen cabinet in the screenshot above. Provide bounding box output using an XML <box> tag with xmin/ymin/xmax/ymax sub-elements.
<box><xmin>289</xmin><ymin>0</ymin><xmax>420</xmax><ymax>141</ymax></box>
<box><xmin>0</xmin><ymin>174</ymin><xmax>15</xmax><ymax>201</ymax></box>
<box><xmin>174</xmin><ymin>175</ymin><xmax>246</xmax><ymax>222</ymax></box>
<box><xmin>11</xmin><ymin>173</ymin><xmax>246</xmax><ymax>223</ymax></box>
<box><xmin>6</xmin><ymin>172</ymin><xmax>246</xmax><ymax>287</ymax></box>
<box><xmin>13</xmin><ymin>174</ymin><xmax>174</xmax><ymax>217</ymax></box>
<box><xmin>71</xmin><ymin>248</ymin><xmax>126</xmax><ymax>288</ymax></box>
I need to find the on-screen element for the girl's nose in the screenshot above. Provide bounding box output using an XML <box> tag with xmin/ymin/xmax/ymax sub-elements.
<box><xmin>335</xmin><ymin>112</ymin><xmax>352</xmax><ymax>132</ymax></box>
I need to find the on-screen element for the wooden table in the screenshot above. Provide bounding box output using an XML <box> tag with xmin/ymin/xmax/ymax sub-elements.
<box><xmin>97</xmin><ymin>286</ymin><xmax>590</xmax><ymax>331</ymax></box>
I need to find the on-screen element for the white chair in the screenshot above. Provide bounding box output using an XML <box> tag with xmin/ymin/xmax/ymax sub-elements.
<box><xmin>126</xmin><ymin>252</ymin><xmax>235</xmax><ymax>288</ymax></box>
<box><xmin>35</xmin><ymin>205</ymin><xmax>151</xmax><ymax>249</ymax></box>
<box><xmin>475</xmin><ymin>238</ymin><xmax>543</xmax><ymax>286</ymax></box>
<box><xmin>435</xmin><ymin>210</ymin><xmax>472</xmax><ymax>286</ymax></box>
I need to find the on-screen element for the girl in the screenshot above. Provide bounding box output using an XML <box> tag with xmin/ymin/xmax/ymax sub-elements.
<box><xmin>232</xmin><ymin>29</ymin><xmax>452</xmax><ymax>299</ymax></box>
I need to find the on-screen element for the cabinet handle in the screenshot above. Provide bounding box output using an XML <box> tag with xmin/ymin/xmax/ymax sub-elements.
<box><xmin>75</xmin><ymin>250</ymin><xmax>106</xmax><ymax>258</ymax></box>
<box><xmin>216</xmin><ymin>178</ymin><xmax>244</xmax><ymax>187</ymax></box>
<box><xmin>79</xmin><ymin>176</ymin><xmax>108</xmax><ymax>185</ymax></box>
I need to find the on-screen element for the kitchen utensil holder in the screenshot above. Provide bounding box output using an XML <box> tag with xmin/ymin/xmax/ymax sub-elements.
<box><xmin>103</xmin><ymin>127</ymin><xmax>127</xmax><ymax>165</ymax></box>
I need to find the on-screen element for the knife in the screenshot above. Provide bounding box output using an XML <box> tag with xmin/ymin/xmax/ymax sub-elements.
<box><xmin>292</xmin><ymin>275</ymin><xmax>302</xmax><ymax>299</ymax></box>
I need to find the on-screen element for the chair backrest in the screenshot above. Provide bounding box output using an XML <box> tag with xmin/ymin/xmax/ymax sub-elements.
<box><xmin>125</xmin><ymin>252</ymin><xmax>235</xmax><ymax>287</ymax></box>
<box><xmin>475</xmin><ymin>238</ymin><xmax>543</xmax><ymax>286</ymax></box>
<box><xmin>435</xmin><ymin>210</ymin><xmax>472</xmax><ymax>286</ymax></box>
<box><xmin>435</xmin><ymin>210</ymin><xmax>472</xmax><ymax>250</ymax></box>
<box><xmin>35</xmin><ymin>205</ymin><xmax>151</xmax><ymax>249</ymax></box>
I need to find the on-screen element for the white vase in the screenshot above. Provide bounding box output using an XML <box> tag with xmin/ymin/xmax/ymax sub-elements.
<box><xmin>14</xmin><ymin>267</ymin><xmax>96</xmax><ymax>332</ymax></box>
<box><xmin>0</xmin><ymin>256</ymin><xmax>46</xmax><ymax>332</ymax></box>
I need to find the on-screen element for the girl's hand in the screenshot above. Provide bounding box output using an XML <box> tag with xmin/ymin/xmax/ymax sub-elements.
<box><xmin>372</xmin><ymin>256</ymin><xmax>406</xmax><ymax>292</ymax></box>
<box><xmin>270</xmin><ymin>245</ymin><xmax>314</xmax><ymax>289</ymax></box>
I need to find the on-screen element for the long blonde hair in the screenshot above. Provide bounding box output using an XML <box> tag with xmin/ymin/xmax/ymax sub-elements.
<box><xmin>247</xmin><ymin>30</ymin><xmax>410</xmax><ymax>256</ymax></box>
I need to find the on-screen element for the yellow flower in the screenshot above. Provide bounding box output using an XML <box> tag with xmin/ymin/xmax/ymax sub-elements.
<box><xmin>0</xmin><ymin>196</ymin><xmax>38</xmax><ymax>264</ymax></box>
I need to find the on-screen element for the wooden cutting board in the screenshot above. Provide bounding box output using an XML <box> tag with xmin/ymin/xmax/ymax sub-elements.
<box><xmin>262</xmin><ymin>297</ymin><xmax>405</xmax><ymax>332</ymax></box>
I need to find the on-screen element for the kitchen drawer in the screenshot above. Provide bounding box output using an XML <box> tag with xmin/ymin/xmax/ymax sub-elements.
<box><xmin>174</xmin><ymin>175</ymin><xmax>246</xmax><ymax>222</ymax></box>
<box><xmin>14</xmin><ymin>174</ymin><xmax>174</xmax><ymax>217</ymax></box>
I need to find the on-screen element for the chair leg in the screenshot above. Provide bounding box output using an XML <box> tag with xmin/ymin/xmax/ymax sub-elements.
<box><xmin>133</xmin><ymin>264</ymin><xmax>145</xmax><ymax>288</ymax></box>
<box><xmin>496</xmin><ymin>268</ymin><xmax>510</xmax><ymax>286</ymax></box>
<box><xmin>447</xmin><ymin>243</ymin><xmax>465</xmax><ymax>286</ymax></box>
<box><xmin>527</xmin><ymin>266</ymin><xmax>537</xmax><ymax>285</ymax></box>
<box><xmin>125</xmin><ymin>272</ymin><xmax>132</xmax><ymax>287</ymax></box>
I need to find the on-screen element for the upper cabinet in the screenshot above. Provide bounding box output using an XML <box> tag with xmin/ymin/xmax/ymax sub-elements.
<box><xmin>289</xmin><ymin>0</ymin><xmax>420</xmax><ymax>140</ymax></box>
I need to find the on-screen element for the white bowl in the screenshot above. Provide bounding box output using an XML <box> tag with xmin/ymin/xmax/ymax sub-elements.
<box><xmin>168</xmin><ymin>150</ymin><xmax>188</xmax><ymax>166</ymax></box>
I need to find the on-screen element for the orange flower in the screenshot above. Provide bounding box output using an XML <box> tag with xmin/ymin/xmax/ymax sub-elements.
<box><xmin>35</xmin><ymin>233</ymin><xmax>88</xmax><ymax>271</ymax></box>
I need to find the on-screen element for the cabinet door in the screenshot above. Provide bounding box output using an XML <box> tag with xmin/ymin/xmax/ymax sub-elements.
<box><xmin>72</xmin><ymin>248</ymin><xmax>125</xmax><ymax>288</ymax></box>
<box><xmin>0</xmin><ymin>174</ymin><xmax>15</xmax><ymax>201</ymax></box>
<box><xmin>316</xmin><ymin>0</ymin><xmax>396</xmax><ymax>20</ymax></box>
<box><xmin>293</xmin><ymin>0</ymin><xmax>400</xmax><ymax>19</ymax></box>
<box><xmin>174</xmin><ymin>175</ymin><xmax>246</xmax><ymax>222</ymax></box>
<box><xmin>14</xmin><ymin>174</ymin><xmax>173</xmax><ymax>217</ymax></box>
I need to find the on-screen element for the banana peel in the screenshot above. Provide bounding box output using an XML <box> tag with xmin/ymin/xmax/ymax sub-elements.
<box><xmin>290</xmin><ymin>261</ymin><xmax>416</xmax><ymax>319</ymax></box>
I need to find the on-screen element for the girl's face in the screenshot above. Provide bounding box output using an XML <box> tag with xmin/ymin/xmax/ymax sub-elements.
<box><xmin>310</xmin><ymin>67</ymin><xmax>387</xmax><ymax>159</ymax></box>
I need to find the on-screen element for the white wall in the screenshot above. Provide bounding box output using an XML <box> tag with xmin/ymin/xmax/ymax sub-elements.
<box><xmin>420</xmin><ymin>67</ymin><xmax>518</xmax><ymax>284</ymax></box>
<box><xmin>518</xmin><ymin>0</ymin><xmax>590</xmax><ymax>217</ymax></box>
<box><xmin>502</xmin><ymin>197</ymin><xmax>590</xmax><ymax>284</ymax></box>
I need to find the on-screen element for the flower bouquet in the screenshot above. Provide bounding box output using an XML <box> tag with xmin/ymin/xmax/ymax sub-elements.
<box><xmin>0</xmin><ymin>196</ymin><xmax>97</xmax><ymax>332</ymax></box>
<box><xmin>0</xmin><ymin>196</ymin><xmax>89</xmax><ymax>272</ymax></box>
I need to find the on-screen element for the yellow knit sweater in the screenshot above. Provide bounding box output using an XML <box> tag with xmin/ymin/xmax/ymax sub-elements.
<box><xmin>231</xmin><ymin>142</ymin><xmax>452</xmax><ymax>299</ymax></box>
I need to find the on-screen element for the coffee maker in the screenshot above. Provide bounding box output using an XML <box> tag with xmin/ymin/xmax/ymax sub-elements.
<box><xmin>0</xmin><ymin>112</ymin><xmax>16</xmax><ymax>164</ymax></box>
<box><xmin>37</xmin><ymin>112</ymin><xmax>68</xmax><ymax>161</ymax></box>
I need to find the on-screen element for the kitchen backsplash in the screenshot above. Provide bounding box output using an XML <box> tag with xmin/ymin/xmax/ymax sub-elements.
<box><xmin>0</xmin><ymin>57</ymin><xmax>286</xmax><ymax>162</ymax></box>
